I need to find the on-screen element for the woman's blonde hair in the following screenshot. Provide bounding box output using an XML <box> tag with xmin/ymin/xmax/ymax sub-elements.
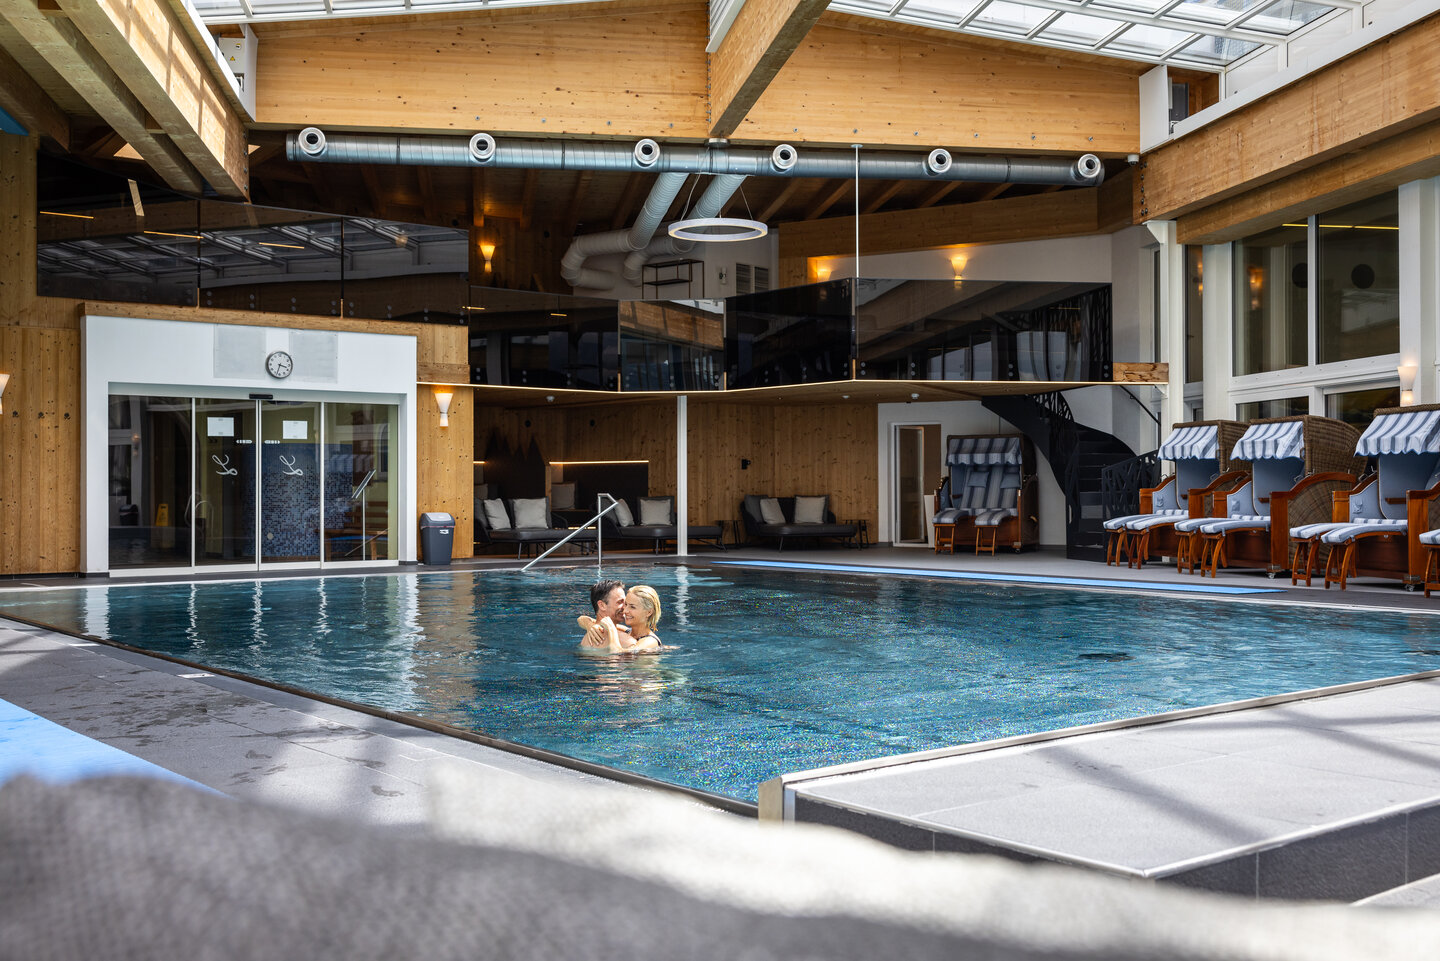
<box><xmin>628</xmin><ymin>585</ymin><xmax>661</xmax><ymax>632</ymax></box>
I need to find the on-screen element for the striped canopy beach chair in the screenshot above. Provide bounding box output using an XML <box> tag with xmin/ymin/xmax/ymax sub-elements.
<box><xmin>1316</xmin><ymin>405</ymin><xmax>1440</xmax><ymax>589</ymax></box>
<box><xmin>1101</xmin><ymin>420</ymin><xmax>1247</xmax><ymax>568</ymax></box>
<box><xmin>1177</xmin><ymin>416</ymin><xmax>1363</xmax><ymax>577</ymax></box>
<box><xmin>932</xmin><ymin>435</ymin><xmax>1038</xmax><ymax>554</ymax></box>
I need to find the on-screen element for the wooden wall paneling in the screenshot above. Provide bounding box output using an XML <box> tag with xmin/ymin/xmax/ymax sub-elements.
<box><xmin>417</xmin><ymin>385</ymin><xmax>474</xmax><ymax>557</ymax></box>
<box><xmin>0</xmin><ymin>132</ymin><xmax>36</xmax><ymax>321</ymax></box>
<box><xmin>735</xmin><ymin>14</ymin><xmax>1141</xmax><ymax>152</ymax></box>
<box><xmin>254</xmin><ymin>3</ymin><xmax>710</xmax><ymax>139</ymax></box>
<box><xmin>1140</xmin><ymin>13</ymin><xmax>1440</xmax><ymax>222</ymax></box>
<box><xmin>1175</xmin><ymin>118</ymin><xmax>1440</xmax><ymax>245</ymax></box>
<box><xmin>0</xmin><ymin>326</ymin><xmax>83</xmax><ymax>575</ymax></box>
<box><xmin>768</xmin><ymin>402</ymin><xmax>877</xmax><ymax>528</ymax></box>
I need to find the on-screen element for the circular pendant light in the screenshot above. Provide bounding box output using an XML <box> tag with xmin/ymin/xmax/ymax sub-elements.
<box><xmin>667</xmin><ymin>217</ymin><xmax>768</xmax><ymax>242</ymax></box>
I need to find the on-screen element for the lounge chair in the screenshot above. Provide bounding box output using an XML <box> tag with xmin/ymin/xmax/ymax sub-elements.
<box><xmin>1287</xmin><ymin>471</ymin><xmax>1381</xmax><ymax>586</ymax></box>
<box><xmin>1314</xmin><ymin>405</ymin><xmax>1440</xmax><ymax>589</ymax></box>
<box><xmin>931</xmin><ymin>435</ymin><xmax>1038</xmax><ymax>554</ymax></box>
<box><xmin>474</xmin><ymin>496</ymin><xmax>596</xmax><ymax>558</ymax></box>
<box><xmin>1181</xmin><ymin>416</ymin><xmax>1363</xmax><ymax>577</ymax></box>
<box><xmin>600</xmin><ymin>495</ymin><xmax>726</xmax><ymax>554</ymax></box>
<box><xmin>1101</xmin><ymin>420</ymin><xmax>1248</xmax><ymax>568</ymax></box>
<box><xmin>739</xmin><ymin>495</ymin><xmax>858</xmax><ymax>551</ymax></box>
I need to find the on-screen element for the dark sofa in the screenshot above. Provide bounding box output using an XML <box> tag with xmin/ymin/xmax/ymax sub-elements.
<box><xmin>601</xmin><ymin>495</ymin><xmax>726</xmax><ymax>554</ymax></box>
<box><xmin>739</xmin><ymin>495</ymin><xmax>858</xmax><ymax>551</ymax></box>
<box><xmin>474</xmin><ymin>496</ymin><xmax>595</xmax><ymax>558</ymax></box>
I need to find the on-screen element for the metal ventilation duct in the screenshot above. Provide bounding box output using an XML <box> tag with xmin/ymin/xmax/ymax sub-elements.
<box><xmin>287</xmin><ymin>129</ymin><xmax>1105</xmax><ymax>186</ymax></box>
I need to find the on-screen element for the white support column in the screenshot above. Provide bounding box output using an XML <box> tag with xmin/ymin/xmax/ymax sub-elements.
<box><xmin>1399</xmin><ymin>177</ymin><xmax>1439</xmax><ymax>405</ymax></box>
<box><xmin>1147</xmin><ymin>220</ymin><xmax>1187</xmax><ymax>431</ymax></box>
<box><xmin>676</xmin><ymin>394</ymin><xmax>688</xmax><ymax>558</ymax></box>
<box><xmin>1202</xmin><ymin>243</ymin><xmax>1234</xmax><ymax>418</ymax></box>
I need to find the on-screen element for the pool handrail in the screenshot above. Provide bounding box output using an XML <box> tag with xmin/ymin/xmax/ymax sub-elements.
<box><xmin>520</xmin><ymin>493</ymin><xmax>621</xmax><ymax>574</ymax></box>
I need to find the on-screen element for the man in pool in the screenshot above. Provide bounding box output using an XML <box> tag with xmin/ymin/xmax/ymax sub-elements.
<box><xmin>578</xmin><ymin>579</ymin><xmax>628</xmax><ymax>649</ymax></box>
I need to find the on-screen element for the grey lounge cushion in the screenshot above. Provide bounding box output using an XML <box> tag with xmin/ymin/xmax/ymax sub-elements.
<box><xmin>4</xmin><ymin>771</ymin><xmax>1435</xmax><ymax>961</ymax></box>
<box><xmin>793</xmin><ymin>495</ymin><xmax>828</xmax><ymax>524</ymax></box>
<box><xmin>638</xmin><ymin>496</ymin><xmax>674</xmax><ymax>526</ymax></box>
<box><xmin>610</xmin><ymin>497</ymin><xmax>634</xmax><ymax>528</ymax></box>
<box><xmin>550</xmin><ymin>482</ymin><xmax>576</xmax><ymax>510</ymax></box>
<box><xmin>759</xmin><ymin>497</ymin><xmax>786</xmax><ymax>525</ymax></box>
<box><xmin>510</xmin><ymin>498</ymin><xmax>550</xmax><ymax>529</ymax></box>
<box><xmin>481</xmin><ymin>498</ymin><xmax>510</xmax><ymax>531</ymax></box>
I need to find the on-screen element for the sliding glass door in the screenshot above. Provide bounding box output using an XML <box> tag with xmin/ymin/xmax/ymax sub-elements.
<box><xmin>110</xmin><ymin>394</ymin><xmax>398</xmax><ymax>573</ymax></box>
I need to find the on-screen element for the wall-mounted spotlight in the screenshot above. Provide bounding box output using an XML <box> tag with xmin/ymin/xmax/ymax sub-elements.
<box><xmin>1398</xmin><ymin>363</ymin><xmax>1418</xmax><ymax>406</ymax></box>
<box><xmin>479</xmin><ymin>242</ymin><xmax>496</xmax><ymax>273</ymax></box>
<box><xmin>434</xmin><ymin>388</ymin><xmax>455</xmax><ymax>428</ymax></box>
<box><xmin>950</xmin><ymin>254</ymin><xmax>966</xmax><ymax>280</ymax></box>
<box><xmin>0</xmin><ymin>372</ymin><xmax>9</xmax><ymax>415</ymax></box>
<box><xmin>816</xmin><ymin>265</ymin><xmax>831</xmax><ymax>282</ymax></box>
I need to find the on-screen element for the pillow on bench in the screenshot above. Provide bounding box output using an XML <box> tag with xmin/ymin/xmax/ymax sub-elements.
<box><xmin>793</xmin><ymin>495</ymin><xmax>828</xmax><ymax>524</ymax></box>
<box><xmin>510</xmin><ymin>498</ymin><xmax>550</xmax><ymax>529</ymax></box>
<box><xmin>482</xmin><ymin>498</ymin><xmax>511</xmax><ymax>531</ymax></box>
<box><xmin>759</xmin><ymin>498</ymin><xmax>786</xmax><ymax>525</ymax></box>
<box><xmin>638</xmin><ymin>497</ymin><xmax>674</xmax><ymax>526</ymax></box>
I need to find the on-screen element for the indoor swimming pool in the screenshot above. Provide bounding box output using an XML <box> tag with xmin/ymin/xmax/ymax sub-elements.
<box><xmin>2</xmin><ymin>563</ymin><xmax>1438</xmax><ymax>802</ymax></box>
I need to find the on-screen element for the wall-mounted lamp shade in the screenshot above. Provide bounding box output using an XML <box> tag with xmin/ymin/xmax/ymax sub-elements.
<box><xmin>1398</xmin><ymin>363</ymin><xmax>1419</xmax><ymax>406</ymax></box>
<box><xmin>479</xmin><ymin>242</ymin><xmax>496</xmax><ymax>273</ymax></box>
<box><xmin>950</xmin><ymin>254</ymin><xmax>966</xmax><ymax>279</ymax></box>
<box><xmin>0</xmin><ymin>373</ymin><xmax>8</xmax><ymax>416</ymax></box>
<box><xmin>815</xmin><ymin>266</ymin><xmax>831</xmax><ymax>281</ymax></box>
<box><xmin>434</xmin><ymin>389</ymin><xmax>455</xmax><ymax>428</ymax></box>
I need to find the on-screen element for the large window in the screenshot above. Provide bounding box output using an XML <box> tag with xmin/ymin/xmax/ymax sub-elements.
<box><xmin>1233</xmin><ymin>224</ymin><xmax>1307</xmax><ymax>375</ymax></box>
<box><xmin>1326</xmin><ymin>386</ymin><xmax>1400</xmax><ymax>430</ymax></box>
<box><xmin>1317</xmin><ymin>194</ymin><xmax>1399</xmax><ymax>364</ymax></box>
<box><xmin>1236</xmin><ymin>397</ymin><xmax>1309</xmax><ymax>420</ymax></box>
<box><xmin>107</xmin><ymin>396</ymin><xmax>193</xmax><ymax>569</ymax></box>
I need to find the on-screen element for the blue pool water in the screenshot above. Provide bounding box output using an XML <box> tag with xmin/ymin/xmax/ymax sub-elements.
<box><xmin>2</xmin><ymin>563</ymin><xmax>1438</xmax><ymax>801</ymax></box>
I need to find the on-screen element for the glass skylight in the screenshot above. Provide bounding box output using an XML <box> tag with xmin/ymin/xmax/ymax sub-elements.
<box><xmin>186</xmin><ymin>0</ymin><xmax>1353</xmax><ymax>70</ymax></box>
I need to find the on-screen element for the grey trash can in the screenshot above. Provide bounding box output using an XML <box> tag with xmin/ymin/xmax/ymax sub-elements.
<box><xmin>419</xmin><ymin>512</ymin><xmax>455</xmax><ymax>565</ymax></box>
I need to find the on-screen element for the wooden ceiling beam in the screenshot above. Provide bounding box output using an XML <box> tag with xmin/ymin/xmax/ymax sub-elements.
<box><xmin>254</xmin><ymin>5</ymin><xmax>709</xmax><ymax>139</ymax></box>
<box><xmin>861</xmin><ymin>180</ymin><xmax>904</xmax><ymax>215</ymax></box>
<box><xmin>416</xmin><ymin>165</ymin><xmax>437</xmax><ymax>223</ymax></box>
<box><xmin>360</xmin><ymin>164</ymin><xmax>388</xmax><ymax>220</ymax></box>
<box><xmin>915</xmin><ymin>179</ymin><xmax>961</xmax><ymax>208</ymax></box>
<box><xmin>737</xmin><ymin>12</ymin><xmax>1141</xmax><ymax>152</ymax></box>
<box><xmin>708</xmin><ymin>0</ymin><xmax>827</xmax><ymax>138</ymax></box>
<box><xmin>53</xmin><ymin>0</ymin><xmax>248</xmax><ymax>198</ymax></box>
<box><xmin>0</xmin><ymin>39</ymin><xmax>68</xmax><ymax>146</ymax></box>
<box><xmin>805</xmin><ymin>179</ymin><xmax>854</xmax><ymax>220</ymax></box>
<box><xmin>758</xmin><ymin>177</ymin><xmax>803</xmax><ymax>222</ymax></box>
<box><xmin>562</xmin><ymin>169</ymin><xmax>592</xmax><ymax>240</ymax></box>
<box><xmin>610</xmin><ymin>172</ymin><xmax>647</xmax><ymax>230</ymax></box>
<box><xmin>975</xmin><ymin>181</ymin><xmax>1010</xmax><ymax>202</ymax></box>
<box><xmin>0</xmin><ymin>0</ymin><xmax>202</xmax><ymax>192</ymax></box>
<box><xmin>520</xmin><ymin>168</ymin><xmax>537</xmax><ymax>231</ymax></box>
<box><xmin>1141</xmin><ymin>13</ymin><xmax>1440</xmax><ymax>222</ymax></box>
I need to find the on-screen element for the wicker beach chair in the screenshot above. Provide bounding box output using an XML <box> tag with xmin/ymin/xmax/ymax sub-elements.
<box><xmin>1180</xmin><ymin>416</ymin><xmax>1364</xmax><ymax>578</ymax></box>
<box><xmin>1101</xmin><ymin>420</ymin><xmax>1248</xmax><ymax>568</ymax></box>
<box><xmin>1316</xmin><ymin>405</ymin><xmax>1440</xmax><ymax>589</ymax></box>
<box><xmin>932</xmin><ymin>435</ymin><xmax>1038</xmax><ymax>554</ymax></box>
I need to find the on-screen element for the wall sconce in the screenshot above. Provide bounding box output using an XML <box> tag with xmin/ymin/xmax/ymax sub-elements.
<box><xmin>1398</xmin><ymin>363</ymin><xmax>1418</xmax><ymax>406</ymax></box>
<box><xmin>479</xmin><ymin>242</ymin><xmax>496</xmax><ymax>273</ymax></box>
<box><xmin>434</xmin><ymin>388</ymin><xmax>454</xmax><ymax>428</ymax></box>
<box><xmin>0</xmin><ymin>372</ymin><xmax>9</xmax><ymax>415</ymax></box>
<box><xmin>815</xmin><ymin>265</ymin><xmax>831</xmax><ymax>282</ymax></box>
<box><xmin>950</xmin><ymin>254</ymin><xmax>966</xmax><ymax>280</ymax></box>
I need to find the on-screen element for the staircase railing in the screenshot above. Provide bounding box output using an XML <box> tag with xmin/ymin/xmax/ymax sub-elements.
<box><xmin>1100</xmin><ymin>451</ymin><xmax>1160</xmax><ymax>520</ymax></box>
<box><xmin>1030</xmin><ymin>391</ymin><xmax>1082</xmax><ymax>547</ymax></box>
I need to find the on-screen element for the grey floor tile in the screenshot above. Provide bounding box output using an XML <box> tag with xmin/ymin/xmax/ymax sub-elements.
<box><xmin>917</xmin><ymin>779</ymin><xmax>1304</xmax><ymax>872</ymax></box>
<box><xmin>1243</xmin><ymin>733</ymin><xmax>1440</xmax><ymax>791</ymax></box>
<box><xmin>802</xmin><ymin>757</ymin><xmax>1075</xmax><ymax>816</ymax></box>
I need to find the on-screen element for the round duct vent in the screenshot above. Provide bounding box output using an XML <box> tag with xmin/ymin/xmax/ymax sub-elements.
<box><xmin>468</xmin><ymin>133</ymin><xmax>497</xmax><ymax>163</ymax></box>
<box><xmin>298</xmin><ymin>127</ymin><xmax>327</xmax><ymax>157</ymax></box>
<box><xmin>1076</xmin><ymin>153</ymin><xmax>1103</xmax><ymax>180</ymax></box>
<box><xmin>771</xmin><ymin>143</ymin><xmax>798</xmax><ymax>172</ymax></box>
<box><xmin>926</xmin><ymin>148</ymin><xmax>952</xmax><ymax>175</ymax></box>
<box><xmin>633</xmin><ymin>139</ymin><xmax>661</xmax><ymax>167</ymax></box>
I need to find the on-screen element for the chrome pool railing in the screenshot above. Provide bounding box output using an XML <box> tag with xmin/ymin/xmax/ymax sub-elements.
<box><xmin>519</xmin><ymin>493</ymin><xmax>620</xmax><ymax>575</ymax></box>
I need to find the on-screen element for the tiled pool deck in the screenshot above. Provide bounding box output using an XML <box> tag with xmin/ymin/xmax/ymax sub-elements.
<box><xmin>4</xmin><ymin>546</ymin><xmax>1440</xmax><ymax>905</ymax></box>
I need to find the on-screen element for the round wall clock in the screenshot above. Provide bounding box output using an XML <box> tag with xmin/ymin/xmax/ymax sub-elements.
<box><xmin>266</xmin><ymin>350</ymin><xmax>294</xmax><ymax>379</ymax></box>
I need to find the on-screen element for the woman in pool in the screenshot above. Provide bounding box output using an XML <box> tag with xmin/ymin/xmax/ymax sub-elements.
<box><xmin>578</xmin><ymin>585</ymin><xmax>662</xmax><ymax>654</ymax></box>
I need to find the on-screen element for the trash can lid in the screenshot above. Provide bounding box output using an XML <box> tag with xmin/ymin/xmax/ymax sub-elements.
<box><xmin>419</xmin><ymin>512</ymin><xmax>454</xmax><ymax>525</ymax></box>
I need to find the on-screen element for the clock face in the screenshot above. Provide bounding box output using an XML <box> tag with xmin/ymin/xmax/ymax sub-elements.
<box><xmin>266</xmin><ymin>350</ymin><xmax>294</xmax><ymax>379</ymax></box>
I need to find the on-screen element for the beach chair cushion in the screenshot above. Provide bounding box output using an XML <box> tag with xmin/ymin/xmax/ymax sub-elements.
<box><xmin>1195</xmin><ymin>516</ymin><xmax>1269</xmax><ymax>536</ymax></box>
<box><xmin>509</xmin><ymin>498</ymin><xmax>550</xmax><ymax>530</ymax></box>
<box><xmin>934</xmin><ymin>508</ymin><xmax>964</xmax><ymax>524</ymax></box>
<box><xmin>1118</xmin><ymin>510</ymin><xmax>1187</xmax><ymax>532</ymax></box>
<box><xmin>1290</xmin><ymin>521</ymin><xmax>1345</xmax><ymax>540</ymax></box>
<box><xmin>1319</xmin><ymin>519</ymin><xmax>1408</xmax><ymax>545</ymax></box>
<box><xmin>1421</xmin><ymin>529</ymin><xmax>1440</xmax><ymax>546</ymax></box>
<box><xmin>481</xmin><ymin>498</ymin><xmax>511</xmax><ymax>531</ymax></box>
<box><xmin>1173</xmin><ymin>516</ymin><xmax>1213</xmax><ymax>534</ymax></box>
<box><xmin>793</xmin><ymin>496</ymin><xmax>829</xmax><ymax>524</ymax></box>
